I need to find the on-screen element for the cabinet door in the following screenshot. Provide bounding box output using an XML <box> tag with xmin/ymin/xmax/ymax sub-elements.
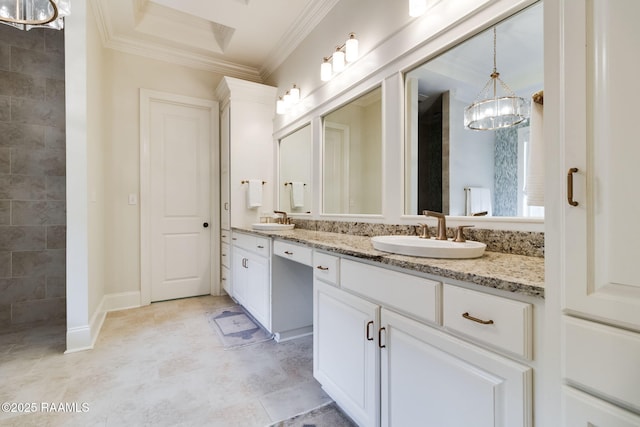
<box><xmin>563</xmin><ymin>386</ymin><xmax>640</xmax><ymax>427</ymax></box>
<box><xmin>231</xmin><ymin>246</ymin><xmax>248</xmax><ymax>305</ymax></box>
<box><xmin>313</xmin><ymin>280</ymin><xmax>380</xmax><ymax>427</ymax></box>
<box><xmin>380</xmin><ymin>308</ymin><xmax>531</xmax><ymax>427</ymax></box>
<box><xmin>220</xmin><ymin>104</ymin><xmax>230</xmax><ymax>230</ymax></box>
<box><xmin>244</xmin><ymin>253</ymin><xmax>270</xmax><ymax>331</ymax></box>
<box><xmin>562</xmin><ymin>0</ymin><xmax>640</xmax><ymax>331</ymax></box>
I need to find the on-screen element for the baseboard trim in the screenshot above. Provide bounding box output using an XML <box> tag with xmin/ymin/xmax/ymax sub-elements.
<box><xmin>65</xmin><ymin>291</ymin><xmax>141</xmax><ymax>353</ymax></box>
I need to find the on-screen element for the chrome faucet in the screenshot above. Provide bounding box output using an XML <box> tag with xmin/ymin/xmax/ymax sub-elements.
<box><xmin>273</xmin><ymin>210</ymin><xmax>289</xmax><ymax>224</ymax></box>
<box><xmin>423</xmin><ymin>210</ymin><xmax>448</xmax><ymax>240</ymax></box>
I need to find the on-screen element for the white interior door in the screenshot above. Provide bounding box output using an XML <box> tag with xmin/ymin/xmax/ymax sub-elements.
<box><xmin>148</xmin><ymin>98</ymin><xmax>212</xmax><ymax>302</ymax></box>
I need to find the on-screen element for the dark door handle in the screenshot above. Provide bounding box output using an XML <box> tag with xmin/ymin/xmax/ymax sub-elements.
<box><xmin>203</xmin><ymin>222</ymin><xmax>209</xmax><ymax>228</ymax></box>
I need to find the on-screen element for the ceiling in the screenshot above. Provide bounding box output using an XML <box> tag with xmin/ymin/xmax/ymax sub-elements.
<box><xmin>91</xmin><ymin>0</ymin><xmax>340</xmax><ymax>82</ymax></box>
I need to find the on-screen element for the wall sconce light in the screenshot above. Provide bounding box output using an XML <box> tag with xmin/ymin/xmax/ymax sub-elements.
<box><xmin>320</xmin><ymin>33</ymin><xmax>359</xmax><ymax>82</ymax></box>
<box><xmin>276</xmin><ymin>84</ymin><xmax>302</xmax><ymax>115</ymax></box>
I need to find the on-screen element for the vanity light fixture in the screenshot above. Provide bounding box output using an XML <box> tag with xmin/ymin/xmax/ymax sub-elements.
<box><xmin>464</xmin><ymin>27</ymin><xmax>529</xmax><ymax>131</ymax></box>
<box><xmin>0</xmin><ymin>0</ymin><xmax>70</xmax><ymax>30</ymax></box>
<box><xmin>276</xmin><ymin>84</ymin><xmax>302</xmax><ymax>115</ymax></box>
<box><xmin>319</xmin><ymin>33</ymin><xmax>359</xmax><ymax>82</ymax></box>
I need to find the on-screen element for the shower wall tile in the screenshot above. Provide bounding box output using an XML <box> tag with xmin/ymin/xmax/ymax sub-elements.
<box><xmin>0</xmin><ymin>200</ymin><xmax>9</xmax><ymax>225</ymax></box>
<box><xmin>0</xmin><ymin>148</ymin><xmax>10</xmax><ymax>173</ymax></box>
<box><xmin>12</xmin><ymin>249</ymin><xmax>65</xmax><ymax>278</ymax></box>
<box><xmin>0</xmin><ymin>252</ymin><xmax>10</xmax><ymax>278</ymax></box>
<box><xmin>0</xmin><ymin>226</ymin><xmax>46</xmax><ymax>251</ymax></box>
<box><xmin>11</xmin><ymin>201</ymin><xmax>66</xmax><ymax>225</ymax></box>
<box><xmin>0</xmin><ymin>122</ymin><xmax>45</xmax><ymax>149</ymax></box>
<box><xmin>46</xmin><ymin>225</ymin><xmax>66</xmax><ymax>249</ymax></box>
<box><xmin>0</xmin><ymin>25</ymin><xmax>44</xmax><ymax>51</ymax></box>
<box><xmin>0</xmin><ymin>175</ymin><xmax>46</xmax><ymax>200</ymax></box>
<box><xmin>11</xmin><ymin>97</ymin><xmax>65</xmax><ymax>128</ymax></box>
<box><xmin>45</xmin><ymin>176</ymin><xmax>65</xmax><ymax>200</ymax></box>
<box><xmin>0</xmin><ymin>277</ymin><xmax>46</xmax><ymax>305</ymax></box>
<box><xmin>11</xmin><ymin>149</ymin><xmax>65</xmax><ymax>176</ymax></box>
<box><xmin>1</xmin><ymin>26</ymin><xmax>65</xmax><ymax>327</ymax></box>
<box><xmin>11</xmin><ymin>46</ymin><xmax>64</xmax><ymax>80</ymax></box>
<box><xmin>11</xmin><ymin>297</ymin><xmax>65</xmax><ymax>324</ymax></box>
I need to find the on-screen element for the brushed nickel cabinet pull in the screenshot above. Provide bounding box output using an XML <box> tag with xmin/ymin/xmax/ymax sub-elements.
<box><xmin>316</xmin><ymin>266</ymin><xmax>329</xmax><ymax>271</ymax></box>
<box><xmin>366</xmin><ymin>321</ymin><xmax>374</xmax><ymax>341</ymax></box>
<box><xmin>567</xmin><ymin>167</ymin><xmax>579</xmax><ymax>206</ymax></box>
<box><xmin>462</xmin><ymin>312</ymin><xmax>494</xmax><ymax>325</ymax></box>
<box><xmin>378</xmin><ymin>327</ymin><xmax>386</xmax><ymax>348</ymax></box>
<box><xmin>284</xmin><ymin>251</ymin><xmax>294</xmax><ymax>255</ymax></box>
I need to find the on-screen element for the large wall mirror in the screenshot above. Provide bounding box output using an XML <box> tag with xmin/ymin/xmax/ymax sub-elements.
<box><xmin>323</xmin><ymin>86</ymin><xmax>382</xmax><ymax>215</ymax></box>
<box><xmin>279</xmin><ymin>124</ymin><xmax>312</xmax><ymax>213</ymax></box>
<box><xmin>404</xmin><ymin>2</ymin><xmax>543</xmax><ymax>218</ymax></box>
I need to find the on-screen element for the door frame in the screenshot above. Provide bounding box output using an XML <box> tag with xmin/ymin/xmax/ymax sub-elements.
<box><xmin>140</xmin><ymin>89</ymin><xmax>220</xmax><ymax>306</ymax></box>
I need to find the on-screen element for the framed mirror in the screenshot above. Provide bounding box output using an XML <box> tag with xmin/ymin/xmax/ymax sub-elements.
<box><xmin>404</xmin><ymin>2</ymin><xmax>543</xmax><ymax>218</ymax></box>
<box><xmin>278</xmin><ymin>124</ymin><xmax>312</xmax><ymax>213</ymax></box>
<box><xmin>322</xmin><ymin>86</ymin><xmax>383</xmax><ymax>215</ymax></box>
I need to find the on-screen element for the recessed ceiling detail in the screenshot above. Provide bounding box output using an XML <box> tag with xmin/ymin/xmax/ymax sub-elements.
<box><xmin>92</xmin><ymin>0</ymin><xmax>339</xmax><ymax>81</ymax></box>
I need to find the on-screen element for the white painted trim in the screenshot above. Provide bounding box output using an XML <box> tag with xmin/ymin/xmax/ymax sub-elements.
<box><xmin>102</xmin><ymin>291</ymin><xmax>142</xmax><ymax>312</ymax></box>
<box><xmin>140</xmin><ymin>89</ymin><xmax>220</xmax><ymax>305</ymax></box>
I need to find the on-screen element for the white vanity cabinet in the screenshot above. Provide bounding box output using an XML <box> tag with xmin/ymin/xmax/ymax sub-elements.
<box><xmin>231</xmin><ymin>231</ymin><xmax>271</xmax><ymax>330</ymax></box>
<box><xmin>313</xmin><ymin>255</ymin><xmax>532</xmax><ymax>427</ymax></box>
<box><xmin>558</xmin><ymin>0</ymin><xmax>640</xmax><ymax>418</ymax></box>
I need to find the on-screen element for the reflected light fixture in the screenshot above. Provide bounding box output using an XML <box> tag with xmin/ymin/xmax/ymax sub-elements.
<box><xmin>0</xmin><ymin>0</ymin><xmax>70</xmax><ymax>30</ymax></box>
<box><xmin>276</xmin><ymin>84</ymin><xmax>302</xmax><ymax>115</ymax></box>
<box><xmin>409</xmin><ymin>0</ymin><xmax>427</xmax><ymax>17</ymax></box>
<box><xmin>464</xmin><ymin>27</ymin><xmax>529</xmax><ymax>131</ymax></box>
<box><xmin>319</xmin><ymin>33</ymin><xmax>359</xmax><ymax>82</ymax></box>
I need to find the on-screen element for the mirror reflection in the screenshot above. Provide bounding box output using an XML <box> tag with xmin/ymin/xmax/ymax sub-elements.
<box><xmin>323</xmin><ymin>87</ymin><xmax>383</xmax><ymax>215</ymax></box>
<box><xmin>404</xmin><ymin>3</ymin><xmax>544</xmax><ymax>217</ymax></box>
<box><xmin>279</xmin><ymin>124</ymin><xmax>312</xmax><ymax>213</ymax></box>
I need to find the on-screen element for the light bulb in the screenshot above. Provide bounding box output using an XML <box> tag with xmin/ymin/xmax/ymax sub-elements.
<box><xmin>332</xmin><ymin>49</ymin><xmax>345</xmax><ymax>72</ymax></box>
<box><xmin>321</xmin><ymin>59</ymin><xmax>332</xmax><ymax>81</ymax></box>
<box><xmin>290</xmin><ymin>85</ymin><xmax>300</xmax><ymax>103</ymax></box>
<box><xmin>345</xmin><ymin>33</ymin><xmax>359</xmax><ymax>62</ymax></box>
<box><xmin>276</xmin><ymin>97</ymin><xmax>286</xmax><ymax>115</ymax></box>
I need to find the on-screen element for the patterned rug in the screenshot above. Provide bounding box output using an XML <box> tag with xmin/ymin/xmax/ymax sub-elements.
<box><xmin>268</xmin><ymin>402</ymin><xmax>357</xmax><ymax>427</ymax></box>
<box><xmin>208</xmin><ymin>305</ymin><xmax>273</xmax><ymax>349</ymax></box>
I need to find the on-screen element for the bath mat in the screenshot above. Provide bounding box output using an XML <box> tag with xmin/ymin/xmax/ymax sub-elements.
<box><xmin>208</xmin><ymin>305</ymin><xmax>273</xmax><ymax>349</ymax></box>
<box><xmin>267</xmin><ymin>402</ymin><xmax>356</xmax><ymax>427</ymax></box>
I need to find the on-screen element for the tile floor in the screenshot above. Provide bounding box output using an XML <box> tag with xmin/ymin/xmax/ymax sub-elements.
<box><xmin>0</xmin><ymin>295</ymin><xmax>335</xmax><ymax>426</ymax></box>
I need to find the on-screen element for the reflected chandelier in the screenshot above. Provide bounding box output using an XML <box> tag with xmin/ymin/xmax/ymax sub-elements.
<box><xmin>0</xmin><ymin>0</ymin><xmax>70</xmax><ymax>30</ymax></box>
<box><xmin>464</xmin><ymin>27</ymin><xmax>528</xmax><ymax>131</ymax></box>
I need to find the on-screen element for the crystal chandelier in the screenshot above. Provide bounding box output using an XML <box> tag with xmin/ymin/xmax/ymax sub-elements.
<box><xmin>464</xmin><ymin>27</ymin><xmax>528</xmax><ymax>131</ymax></box>
<box><xmin>0</xmin><ymin>0</ymin><xmax>70</xmax><ymax>31</ymax></box>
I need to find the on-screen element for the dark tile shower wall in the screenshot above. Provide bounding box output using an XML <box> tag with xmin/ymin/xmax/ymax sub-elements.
<box><xmin>0</xmin><ymin>26</ymin><xmax>66</xmax><ymax>328</ymax></box>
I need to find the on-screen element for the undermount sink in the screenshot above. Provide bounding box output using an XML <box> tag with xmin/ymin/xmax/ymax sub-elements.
<box><xmin>371</xmin><ymin>235</ymin><xmax>486</xmax><ymax>259</ymax></box>
<box><xmin>251</xmin><ymin>223</ymin><xmax>295</xmax><ymax>231</ymax></box>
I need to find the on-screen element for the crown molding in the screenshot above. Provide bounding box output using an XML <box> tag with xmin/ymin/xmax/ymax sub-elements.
<box><xmin>259</xmin><ymin>0</ymin><xmax>340</xmax><ymax>81</ymax></box>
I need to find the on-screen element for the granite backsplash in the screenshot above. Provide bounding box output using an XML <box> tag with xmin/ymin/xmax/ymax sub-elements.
<box><xmin>290</xmin><ymin>219</ymin><xmax>544</xmax><ymax>258</ymax></box>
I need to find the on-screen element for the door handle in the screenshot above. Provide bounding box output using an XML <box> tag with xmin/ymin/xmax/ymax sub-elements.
<box><xmin>224</xmin><ymin>202</ymin><xmax>229</xmax><ymax>210</ymax></box>
<box><xmin>378</xmin><ymin>327</ymin><xmax>386</xmax><ymax>348</ymax></box>
<box><xmin>567</xmin><ymin>167</ymin><xmax>579</xmax><ymax>206</ymax></box>
<box><xmin>366</xmin><ymin>321</ymin><xmax>374</xmax><ymax>341</ymax></box>
<box><xmin>203</xmin><ymin>222</ymin><xmax>209</xmax><ymax>228</ymax></box>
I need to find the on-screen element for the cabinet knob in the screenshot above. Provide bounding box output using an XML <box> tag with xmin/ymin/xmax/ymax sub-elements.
<box><xmin>203</xmin><ymin>222</ymin><xmax>209</xmax><ymax>228</ymax></box>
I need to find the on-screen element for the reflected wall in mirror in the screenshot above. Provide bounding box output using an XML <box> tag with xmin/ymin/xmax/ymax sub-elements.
<box><xmin>323</xmin><ymin>87</ymin><xmax>383</xmax><ymax>215</ymax></box>
<box><xmin>279</xmin><ymin>124</ymin><xmax>312</xmax><ymax>213</ymax></box>
<box><xmin>404</xmin><ymin>2</ymin><xmax>544</xmax><ymax>218</ymax></box>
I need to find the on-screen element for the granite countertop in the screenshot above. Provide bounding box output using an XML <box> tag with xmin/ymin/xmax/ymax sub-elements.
<box><xmin>233</xmin><ymin>227</ymin><xmax>545</xmax><ymax>299</ymax></box>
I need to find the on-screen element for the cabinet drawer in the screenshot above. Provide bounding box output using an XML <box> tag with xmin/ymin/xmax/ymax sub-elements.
<box><xmin>341</xmin><ymin>259</ymin><xmax>440</xmax><ymax>325</ymax></box>
<box><xmin>273</xmin><ymin>240</ymin><xmax>312</xmax><ymax>266</ymax></box>
<box><xmin>563</xmin><ymin>316</ymin><xmax>640</xmax><ymax>412</ymax></box>
<box><xmin>232</xmin><ymin>231</ymin><xmax>270</xmax><ymax>256</ymax></box>
<box><xmin>220</xmin><ymin>230</ymin><xmax>231</xmax><ymax>244</ymax></box>
<box><xmin>221</xmin><ymin>265</ymin><xmax>231</xmax><ymax>295</ymax></box>
<box><xmin>221</xmin><ymin>242</ymin><xmax>230</xmax><ymax>268</ymax></box>
<box><xmin>443</xmin><ymin>284</ymin><xmax>532</xmax><ymax>359</ymax></box>
<box><xmin>313</xmin><ymin>252</ymin><xmax>340</xmax><ymax>285</ymax></box>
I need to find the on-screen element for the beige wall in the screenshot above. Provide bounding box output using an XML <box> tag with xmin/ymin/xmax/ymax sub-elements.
<box><xmin>101</xmin><ymin>50</ymin><xmax>222</xmax><ymax>296</ymax></box>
